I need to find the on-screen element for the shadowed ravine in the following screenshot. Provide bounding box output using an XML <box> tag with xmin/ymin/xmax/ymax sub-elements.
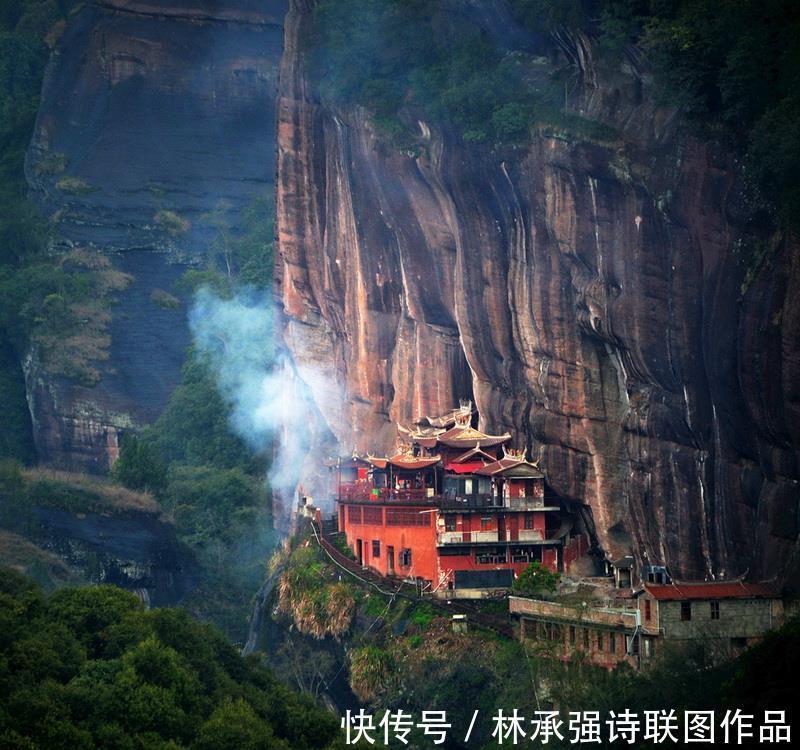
<box><xmin>242</xmin><ymin>564</ymin><xmax>284</xmax><ymax>655</ymax></box>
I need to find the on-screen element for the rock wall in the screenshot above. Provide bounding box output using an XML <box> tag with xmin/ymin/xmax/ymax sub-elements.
<box><xmin>25</xmin><ymin>0</ymin><xmax>287</xmax><ymax>471</ymax></box>
<box><xmin>276</xmin><ymin>0</ymin><xmax>800</xmax><ymax>583</ymax></box>
<box><xmin>32</xmin><ymin>505</ymin><xmax>196</xmax><ymax>606</ymax></box>
<box><xmin>1</xmin><ymin>490</ymin><xmax>196</xmax><ymax>605</ymax></box>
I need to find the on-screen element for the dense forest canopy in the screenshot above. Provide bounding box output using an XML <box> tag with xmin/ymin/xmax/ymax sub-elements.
<box><xmin>0</xmin><ymin>570</ymin><xmax>351</xmax><ymax>750</ymax></box>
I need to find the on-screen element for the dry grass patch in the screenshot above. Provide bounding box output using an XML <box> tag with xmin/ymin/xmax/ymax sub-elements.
<box><xmin>0</xmin><ymin>530</ymin><xmax>81</xmax><ymax>586</ymax></box>
<box><xmin>22</xmin><ymin>467</ymin><xmax>160</xmax><ymax>514</ymax></box>
<box><xmin>33</xmin><ymin>251</ymin><xmax>133</xmax><ymax>385</ymax></box>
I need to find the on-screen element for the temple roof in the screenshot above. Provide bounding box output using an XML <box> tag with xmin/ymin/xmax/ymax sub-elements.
<box><xmin>409</xmin><ymin>410</ymin><xmax>510</xmax><ymax>449</ymax></box>
<box><xmin>450</xmin><ymin>445</ymin><xmax>498</xmax><ymax>464</ymax></box>
<box><xmin>414</xmin><ymin>401</ymin><xmax>474</xmax><ymax>429</ymax></box>
<box><xmin>435</xmin><ymin>422</ymin><xmax>512</xmax><ymax>449</ymax></box>
<box><xmin>476</xmin><ymin>449</ymin><xmax>544</xmax><ymax>478</ymax></box>
<box><xmin>386</xmin><ymin>452</ymin><xmax>441</xmax><ymax>470</ymax></box>
<box><xmin>399</xmin><ymin>423</ymin><xmax>445</xmax><ymax>440</ymax></box>
<box><xmin>365</xmin><ymin>451</ymin><xmax>442</xmax><ymax>471</ymax></box>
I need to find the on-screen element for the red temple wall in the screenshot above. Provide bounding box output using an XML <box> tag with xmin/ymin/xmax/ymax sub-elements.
<box><xmin>338</xmin><ymin>502</ymin><xmax>562</xmax><ymax>585</ymax></box>
<box><xmin>542</xmin><ymin>547</ymin><xmax>559</xmax><ymax>570</ymax></box>
<box><xmin>340</xmin><ymin>503</ymin><xmax>439</xmax><ymax>581</ymax></box>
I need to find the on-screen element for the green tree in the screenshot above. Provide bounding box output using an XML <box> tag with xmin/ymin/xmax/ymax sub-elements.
<box><xmin>194</xmin><ymin>698</ymin><xmax>287</xmax><ymax>750</ymax></box>
<box><xmin>163</xmin><ymin>465</ymin><xmax>264</xmax><ymax>545</ymax></box>
<box><xmin>47</xmin><ymin>585</ymin><xmax>142</xmax><ymax>657</ymax></box>
<box><xmin>0</xmin><ymin>572</ymin><xmax>346</xmax><ymax>750</ymax></box>
<box><xmin>150</xmin><ymin>352</ymin><xmax>258</xmax><ymax>473</ymax></box>
<box><xmin>112</xmin><ymin>434</ymin><xmax>168</xmax><ymax>495</ymax></box>
<box><xmin>512</xmin><ymin>560</ymin><xmax>560</xmax><ymax>596</ymax></box>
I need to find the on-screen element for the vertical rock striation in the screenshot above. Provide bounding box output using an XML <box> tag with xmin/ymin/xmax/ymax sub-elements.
<box><xmin>276</xmin><ymin>0</ymin><xmax>800</xmax><ymax>582</ymax></box>
<box><xmin>25</xmin><ymin>0</ymin><xmax>287</xmax><ymax>471</ymax></box>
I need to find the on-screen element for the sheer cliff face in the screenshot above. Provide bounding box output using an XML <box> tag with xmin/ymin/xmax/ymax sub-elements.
<box><xmin>276</xmin><ymin>1</ymin><xmax>800</xmax><ymax>581</ymax></box>
<box><xmin>25</xmin><ymin>0</ymin><xmax>286</xmax><ymax>471</ymax></box>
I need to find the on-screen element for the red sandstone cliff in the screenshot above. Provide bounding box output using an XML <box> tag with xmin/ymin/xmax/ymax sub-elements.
<box><xmin>276</xmin><ymin>0</ymin><xmax>800</xmax><ymax>582</ymax></box>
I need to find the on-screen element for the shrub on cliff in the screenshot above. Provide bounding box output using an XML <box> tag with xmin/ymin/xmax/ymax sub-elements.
<box><xmin>348</xmin><ymin>645</ymin><xmax>396</xmax><ymax>704</ymax></box>
<box><xmin>309</xmin><ymin>0</ymin><xmax>607</xmax><ymax>145</ymax></box>
<box><xmin>277</xmin><ymin>545</ymin><xmax>356</xmax><ymax>640</ymax></box>
<box><xmin>154</xmin><ymin>209</ymin><xmax>190</xmax><ymax>237</ymax></box>
<box><xmin>112</xmin><ymin>434</ymin><xmax>168</xmax><ymax>495</ymax></box>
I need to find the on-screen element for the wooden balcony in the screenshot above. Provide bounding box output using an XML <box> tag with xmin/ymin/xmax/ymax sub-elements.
<box><xmin>337</xmin><ymin>483</ymin><xmax>560</xmax><ymax>511</ymax></box>
<box><xmin>337</xmin><ymin>483</ymin><xmax>434</xmax><ymax>503</ymax></box>
<box><xmin>436</xmin><ymin>529</ymin><xmax>554</xmax><ymax>546</ymax></box>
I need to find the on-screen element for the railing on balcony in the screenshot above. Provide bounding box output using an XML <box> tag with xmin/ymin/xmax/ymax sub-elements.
<box><xmin>337</xmin><ymin>483</ymin><xmax>434</xmax><ymax>503</ymax></box>
<box><xmin>438</xmin><ymin>493</ymin><xmax>499</xmax><ymax>509</ymax></box>
<box><xmin>516</xmin><ymin>529</ymin><xmax>545</xmax><ymax>542</ymax></box>
<box><xmin>337</xmin><ymin>484</ymin><xmax>562</xmax><ymax>511</ymax></box>
<box><xmin>437</xmin><ymin>494</ymin><xmax>558</xmax><ymax>510</ymax></box>
<box><xmin>437</xmin><ymin>530</ymin><xmax>499</xmax><ymax>544</ymax></box>
<box><xmin>437</xmin><ymin>529</ymin><xmax>546</xmax><ymax>545</ymax></box>
<box><xmin>506</xmin><ymin>496</ymin><xmax>558</xmax><ymax>510</ymax></box>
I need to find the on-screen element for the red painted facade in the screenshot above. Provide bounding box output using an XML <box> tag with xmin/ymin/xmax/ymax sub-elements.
<box><xmin>332</xmin><ymin>407</ymin><xmax>589</xmax><ymax>592</ymax></box>
<box><xmin>340</xmin><ymin>502</ymin><xmax>439</xmax><ymax>580</ymax></box>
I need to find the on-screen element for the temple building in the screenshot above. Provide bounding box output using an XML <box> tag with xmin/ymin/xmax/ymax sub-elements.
<box><xmin>332</xmin><ymin>404</ymin><xmax>590</xmax><ymax>596</ymax></box>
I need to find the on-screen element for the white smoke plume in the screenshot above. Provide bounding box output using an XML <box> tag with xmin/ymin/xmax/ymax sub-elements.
<box><xmin>188</xmin><ymin>287</ymin><xmax>329</xmax><ymax>530</ymax></box>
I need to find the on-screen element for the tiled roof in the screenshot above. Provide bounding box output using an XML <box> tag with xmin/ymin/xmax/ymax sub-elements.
<box><xmin>386</xmin><ymin>453</ymin><xmax>441</xmax><ymax>470</ymax></box>
<box><xmin>435</xmin><ymin>424</ymin><xmax>512</xmax><ymax>449</ymax></box>
<box><xmin>476</xmin><ymin>457</ymin><xmax>545</xmax><ymax>478</ymax></box>
<box><xmin>642</xmin><ymin>581</ymin><xmax>779</xmax><ymax>601</ymax></box>
<box><xmin>451</xmin><ymin>445</ymin><xmax>497</xmax><ymax>463</ymax></box>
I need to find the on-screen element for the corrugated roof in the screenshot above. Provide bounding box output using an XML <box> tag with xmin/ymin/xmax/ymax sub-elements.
<box><xmin>642</xmin><ymin>581</ymin><xmax>779</xmax><ymax>601</ymax></box>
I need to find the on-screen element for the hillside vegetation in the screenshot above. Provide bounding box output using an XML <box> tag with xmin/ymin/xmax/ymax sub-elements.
<box><xmin>0</xmin><ymin>570</ymin><xmax>352</xmax><ymax>750</ymax></box>
<box><xmin>109</xmin><ymin>350</ymin><xmax>275</xmax><ymax>638</ymax></box>
<box><xmin>309</xmin><ymin>0</ymin><xmax>800</xmax><ymax>226</ymax></box>
<box><xmin>272</xmin><ymin>529</ymin><xmax>799</xmax><ymax>749</ymax></box>
<box><xmin>309</xmin><ymin>0</ymin><xmax>614</xmax><ymax>145</ymax></box>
